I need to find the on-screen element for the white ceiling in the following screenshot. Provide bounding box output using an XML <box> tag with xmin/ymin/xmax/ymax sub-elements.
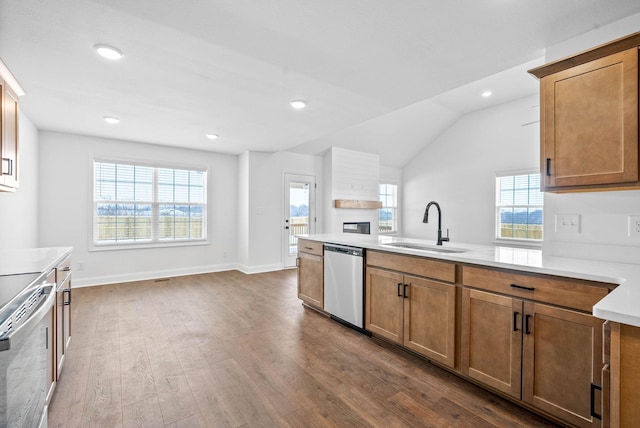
<box><xmin>1</xmin><ymin>1</ymin><xmax>640</xmax><ymax>167</ymax></box>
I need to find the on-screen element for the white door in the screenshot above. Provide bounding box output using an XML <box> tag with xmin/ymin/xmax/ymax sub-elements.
<box><xmin>283</xmin><ymin>174</ymin><xmax>316</xmax><ymax>268</ymax></box>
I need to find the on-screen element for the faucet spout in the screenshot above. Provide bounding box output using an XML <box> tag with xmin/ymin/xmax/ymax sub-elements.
<box><xmin>423</xmin><ymin>201</ymin><xmax>450</xmax><ymax>246</ymax></box>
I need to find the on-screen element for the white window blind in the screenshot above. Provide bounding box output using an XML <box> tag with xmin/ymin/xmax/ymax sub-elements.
<box><xmin>496</xmin><ymin>172</ymin><xmax>543</xmax><ymax>242</ymax></box>
<box><xmin>94</xmin><ymin>161</ymin><xmax>207</xmax><ymax>246</ymax></box>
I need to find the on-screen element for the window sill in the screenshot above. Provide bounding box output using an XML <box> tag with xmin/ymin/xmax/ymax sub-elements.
<box><xmin>493</xmin><ymin>239</ymin><xmax>542</xmax><ymax>249</ymax></box>
<box><xmin>90</xmin><ymin>239</ymin><xmax>209</xmax><ymax>252</ymax></box>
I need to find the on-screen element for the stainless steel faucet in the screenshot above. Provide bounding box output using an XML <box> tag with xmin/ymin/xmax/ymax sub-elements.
<box><xmin>423</xmin><ymin>201</ymin><xmax>449</xmax><ymax>246</ymax></box>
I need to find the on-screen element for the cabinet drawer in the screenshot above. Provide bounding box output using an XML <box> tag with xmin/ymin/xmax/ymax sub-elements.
<box><xmin>462</xmin><ymin>265</ymin><xmax>611</xmax><ymax>312</ymax></box>
<box><xmin>56</xmin><ymin>255</ymin><xmax>72</xmax><ymax>286</ymax></box>
<box><xmin>297</xmin><ymin>239</ymin><xmax>323</xmax><ymax>256</ymax></box>
<box><xmin>367</xmin><ymin>250</ymin><xmax>455</xmax><ymax>283</ymax></box>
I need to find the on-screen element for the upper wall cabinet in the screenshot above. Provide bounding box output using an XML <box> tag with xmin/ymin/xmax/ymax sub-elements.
<box><xmin>0</xmin><ymin>59</ymin><xmax>24</xmax><ymax>192</ymax></box>
<box><xmin>529</xmin><ymin>32</ymin><xmax>640</xmax><ymax>192</ymax></box>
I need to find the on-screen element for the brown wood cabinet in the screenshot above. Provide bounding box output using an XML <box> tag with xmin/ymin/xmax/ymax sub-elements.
<box><xmin>366</xmin><ymin>251</ymin><xmax>456</xmax><ymax>368</ymax></box>
<box><xmin>523</xmin><ymin>301</ymin><xmax>603</xmax><ymax>428</ymax></box>
<box><xmin>56</xmin><ymin>255</ymin><xmax>72</xmax><ymax>378</ymax></box>
<box><xmin>607</xmin><ymin>322</ymin><xmax>640</xmax><ymax>428</ymax></box>
<box><xmin>529</xmin><ymin>32</ymin><xmax>640</xmax><ymax>192</ymax></box>
<box><xmin>461</xmin><ymin>288</ymin><xmax>523</xmax><ymax>398</ymax></box>
<box><xmin>462</xmin><ymin>265</ymin><xmax>610</xmax><ymax>427</ymax></box>
<box><xmin>0</xmin><ymin>77</ymin><xmax>20</xmax><ymax>192</ymax></box>
<box><xmin>44</xmin><ymin>269</ymin><xmax>56</xmax><ymax>405</ymax></box>
<box><xmin>296</xmin><ymin>239</ymin><xmax>323</xmax><ymax>309</ymax></box>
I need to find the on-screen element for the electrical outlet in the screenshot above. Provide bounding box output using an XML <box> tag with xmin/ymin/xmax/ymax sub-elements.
<box><xmin>77</xmin><ymin>262</ymin><xmax>85</xmax><ymax>271</ymax></box>
<box><xmin>628</xmin><ymin>215</ymin><xmax>640</xmax><ymax>237</ymax></box>
<box><xmin>223</xmin><ymin>251</ymin><xmax>229</xmax><ymax>258</ymax></box>
<box><xmin>555</xmin><ymin>214</ymin><xmax>581</xmax><ymax>234</ymax></box>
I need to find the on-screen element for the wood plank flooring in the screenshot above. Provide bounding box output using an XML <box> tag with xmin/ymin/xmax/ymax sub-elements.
<box><xmin>48</xmin><ymin>269</ymin><xmax>559</xmax><ymax>427</ymax></box>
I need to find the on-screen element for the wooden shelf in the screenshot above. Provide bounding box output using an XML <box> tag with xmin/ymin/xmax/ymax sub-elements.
<box><xmin>334</xmin><ymin>199</ymin><xmax>382</xmax><ymax>209</ymax></box>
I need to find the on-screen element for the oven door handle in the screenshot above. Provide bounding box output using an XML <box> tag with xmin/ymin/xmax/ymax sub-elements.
<box><xmin>0</xmin><ymin>284</ymin><xmax>55</xmax><ymax>352</ymax></box>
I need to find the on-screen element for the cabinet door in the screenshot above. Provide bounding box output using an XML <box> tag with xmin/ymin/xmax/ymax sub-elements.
<box><xmin>541</xmin><ymin>47</ymin><xmax>638</xmax><ymax>190</ymax></box>
<box><xmin>365</xmin><ymin>267</ymin><xmax>403</xmax><ymax>343</ymax></box>
<box><xmin>56</xmin><ymin>274</ymin><xmax>71</xmax><ymax>377</ymax></box>
<box><xmin>403</xmin><ymin>275</ymin><xmax>456</xmax><ymax>368</ymax></box>
<box><xmin>63</xmin><ymin>277</ymin><xmax>71</xmax><ymax>350</ymax></box>
<box><xmin>45</xmin><ymin>297</ymin><xmax>55</xmax><ymax>404</ymax></box>
<box><xmin>522</xmin><ymin>302</ymin><xmax>603</xmax><ymax>428</ymax></box>
<box><xmin>461</xmin><ymin>288</ymin><xmax>523</xmax><ymax>398</ymax></box>
<box><xmin>1</xmin><ymin>81</ymin><xmax>19</xmax><ymax>190</ymax></box>
<box><xmin>297</xmin><ymin>252</ymin><xmax>323</xmax><ymax>309</ymax></box>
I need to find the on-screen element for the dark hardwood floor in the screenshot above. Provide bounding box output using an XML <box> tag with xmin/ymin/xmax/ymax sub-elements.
<box><xmin>48</xmin><ymin>269</ymin><xmax>559</xmax><ymax>427</ymax></box>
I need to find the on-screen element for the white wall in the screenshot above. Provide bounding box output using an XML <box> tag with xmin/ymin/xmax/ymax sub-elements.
<box><xmin>541</xmin><ymin>13</ymin><xmax>640</xmax><ymax>263</ymax></box>
<box><xmin>239</xmin><ymin>150</ymin><xmax>322</xmax><ymax>273</ymax></box>
<box><xmin>403</xmin><ymin>95</ymin><xmax>539</xmax><ymax>245</ymax></box>
<box><xmin>322</xmin><ymin>147</ymin><xmax>380</xmax><ymax>234</ymax></box>
<box><xmin>0</xmin><ymin>111</ymin><xmax>39</xmax><ymax>249</ymax></box>
<box><xmin>237</xmin><ymin>151</ymin><xmax>250</xmax><ymax>268</ymax></box>
<box><xmin>37</xmin><ymin>131</ymin><xmax>238</xmax><ymax>286</ymax></box>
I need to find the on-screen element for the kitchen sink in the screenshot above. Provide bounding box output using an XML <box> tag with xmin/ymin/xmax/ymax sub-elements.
<box><xmin>382</xmin><ymin>242</ymin><xmax>468</xmax><ymax>253</ymax></box>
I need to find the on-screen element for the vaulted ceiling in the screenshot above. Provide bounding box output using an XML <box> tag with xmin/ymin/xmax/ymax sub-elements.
<box><xmin>1</xmin><ymin>1</ymin><xmax>639</xmax><ymax>167</ymax></box>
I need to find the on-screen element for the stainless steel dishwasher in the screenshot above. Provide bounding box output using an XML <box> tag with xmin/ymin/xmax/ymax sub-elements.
<box><xmin>323</xmin><ymin>243</ymin><xmax>365</xmax><ymax>330</ymax></box>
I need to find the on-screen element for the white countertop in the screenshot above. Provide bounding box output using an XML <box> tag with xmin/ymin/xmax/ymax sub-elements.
<box><xmin>301</xmin><ymin>234</ymin><xmax>640</xmax><ymax>327</ymax></box>
<box><xmin>0</xmin><ymin>247</ymin><xmax>73</xmax><ymax>276</ymax></box>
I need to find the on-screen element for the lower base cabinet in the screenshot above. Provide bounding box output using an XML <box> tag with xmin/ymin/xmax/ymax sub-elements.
<box><xmin>45</xmin><ymin>270</ymin><xmax>56</xmax><ymax>405</ymax></box>
<box><xmin>296</xmin><ymin>239</ymin><xmax>324</xmax><ymax>309</ymax></box>
<box><xmin>56</xmin><ymin>259</ymin><xmax>72</xmax><ymax>377</ymax></box>
<box><xmin>462</xmin><ymin>288</ymin><xmax>604</xmax><ymax>428</ymax></box>
<box><xmin>608</xmin><ymin>322</ymin><xmax>640</xmax><ymax>427</ymax></box>
<box><xmin>365</xmin><ymin>263</ymin><xmax>456</xmax><ymax>368</ymax></box>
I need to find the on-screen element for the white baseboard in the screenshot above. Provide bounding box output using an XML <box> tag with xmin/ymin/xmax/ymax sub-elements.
<box><xmin>72</xmin><ymin>263</ymin><xmax>240</xmax><ymax>287</ymax></box>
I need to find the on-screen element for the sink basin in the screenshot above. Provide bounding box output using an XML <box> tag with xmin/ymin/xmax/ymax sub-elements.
<box><xmin>382</xmin><ymin>242</ymin><xmax>468</xmax><ymax>254</ymax></box>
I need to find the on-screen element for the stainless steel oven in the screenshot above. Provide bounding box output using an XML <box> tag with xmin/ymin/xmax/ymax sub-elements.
<box><xmin>0</xmin><ymin>272</ymin><xmax>55</xmax><ymax>428</ymax></box>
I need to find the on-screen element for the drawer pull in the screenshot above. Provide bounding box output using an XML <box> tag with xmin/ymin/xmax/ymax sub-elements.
<box><xmin>61</xmin><ymin>266</ymin><xmax>71</xmax><ymax>272</ymax></box>
<box><xmin>513</xmin><ymin>311</ymin><xmax>520</xmax><ymax>332</ymax></box>
<box><xmin>590</xmin><ymin>383</ymin><xmax>602</xmax><ymax>419</ymax></box>
<box><xmin>1</xmin><ymin>158</ymin><xmax>12</xmax><ymax>176</ymax></box>
<box><xmin>510</xmin><ymin>283</ymin><xmax>535</xmax><ymax>291</ymax></box>
<box><xmin>397</xmin><ymin>283</ymin><xmax>403</xmax><ymax>297</ymax></box>
<box><xmin>63</xmin><ymin>289</ymin><xmax>72</xmax><ymax>306</ymax></box>
<box><xmin>304</xmin><ymin>247</ymin><xmax>314</xmax><ymax>250</ymax></box>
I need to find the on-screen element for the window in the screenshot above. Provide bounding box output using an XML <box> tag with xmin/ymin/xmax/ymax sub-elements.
<box><xmin>94</xmin><ymin>160</ymin><xmax>207</xmax><ymax>247</ymax></box>
<box><xmin>496</xmin><ymin>172</ymin><xmax>543</xmax><ymax>242</ymax></box>
<box><xmin>379</xmin><ymin>183</ymin><xmax>398</xmax><ymax>233</ymax></box>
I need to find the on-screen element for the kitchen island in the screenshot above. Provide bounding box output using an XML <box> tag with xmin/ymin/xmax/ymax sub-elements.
<box><xmin>297</xmin><ymin>234</ymin><xmax>639</xmax><ymax>428</ymax></box>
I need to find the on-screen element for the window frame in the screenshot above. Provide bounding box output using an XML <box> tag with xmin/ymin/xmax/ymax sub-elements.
<box><xmin>378</xmin><ymin>182</ymin><xmax>399</xmax><ymax>234</ymax></box>
<box><xmin>91</xmin><ymin>158</ymin><xmax>208</xmax><ymax>251</ymax></box>
<box><xmin>495</xmin><ymin>170</ymin><xmax>543</xmax><ymax>247</ymax></box>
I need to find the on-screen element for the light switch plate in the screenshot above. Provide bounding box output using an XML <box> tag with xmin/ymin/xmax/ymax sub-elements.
<box><xmin>628</xmin><ymin>215</ymin><xmax>640</xmax><ymax>237</ymax></box>
<box><xmin>555</xmin><ymin>214</ymin><xmax>580</xmax><ymax>234</ymax></box>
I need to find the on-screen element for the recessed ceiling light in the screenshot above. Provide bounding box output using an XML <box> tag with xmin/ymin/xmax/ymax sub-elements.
<box><xmin>104</xmin><ymin>116</ymin><xmax>120</xmax><ymax>124</ymax></box>
<box><xmin>206</xmin><ymin>133</ymin><xmax>219</xmax><ymax>140</ymax></box>
<box><xmin>482</xmin><ymin>91</ymin><xmax>492</xmax><ymax>98</ymax></box>
<box><xmin>94</xmin><ymin>44</ymin><xmax>125</xmax><ymax>60</ymax></box>
<box><xmin>290</xmin><ymin>100</ymin><xmax>307</xmax><ymax>109</ymax></box>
